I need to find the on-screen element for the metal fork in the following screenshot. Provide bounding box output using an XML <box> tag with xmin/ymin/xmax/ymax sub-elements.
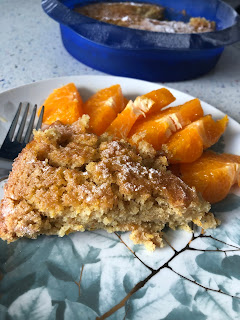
<box><xmin>0</xmin><ymin>103</ymin><xmax>44</xmax><ymax>173</ymax></box>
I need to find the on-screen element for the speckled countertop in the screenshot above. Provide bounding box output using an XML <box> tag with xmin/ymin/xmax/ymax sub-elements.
<box><xmin>0</xmin><ymin>0</ymin><xmax>240</xmax><ymax>122</ymax></box>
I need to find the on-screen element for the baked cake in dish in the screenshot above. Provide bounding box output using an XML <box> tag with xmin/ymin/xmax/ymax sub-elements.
<box><xmin>0</xmin><ymin>116</ymin><xmax>218</xmax><ymax>250</ymax></box>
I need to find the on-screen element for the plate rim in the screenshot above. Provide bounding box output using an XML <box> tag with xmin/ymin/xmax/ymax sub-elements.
<box><xmin>0</xmin><ymin>75</ymin><xmax>236</xmax><ymax>112</ymax></box>
<box><xmin>0</xmin><ymin>74</ymin><xmax>239</xmax><ymax>140</ymax></box>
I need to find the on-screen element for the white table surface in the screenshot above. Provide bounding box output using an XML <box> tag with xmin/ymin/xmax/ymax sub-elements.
<box><xmin>0</xmin><ymin>0</ymin><xmax>240</xmax><ymax>122</ymax></box>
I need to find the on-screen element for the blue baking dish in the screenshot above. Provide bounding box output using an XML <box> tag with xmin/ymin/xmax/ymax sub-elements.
<box><xmin>42</xmin><ymin>0</ymin><xmax>240</xmax><ymax>82</ymax></box>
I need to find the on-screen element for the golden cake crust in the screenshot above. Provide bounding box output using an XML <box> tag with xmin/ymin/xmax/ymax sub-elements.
<box><xmin>0</xmin><ymin>116</ymin><xmax>217</xmax><ymax>250</ymax></box>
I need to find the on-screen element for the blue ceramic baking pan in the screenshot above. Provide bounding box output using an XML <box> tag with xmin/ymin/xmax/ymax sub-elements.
<box><xmin>42</xmin><ymin>0</ymin><xmax>240</xmax><ymax>82</ymax></box>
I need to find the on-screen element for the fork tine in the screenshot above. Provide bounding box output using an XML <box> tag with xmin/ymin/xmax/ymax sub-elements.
<box><xmin>0</xmin><ymin>103</ymin><xmax>44</xmax><ymax>162</ymax></box>
<box><xmin>36</xmin><ymin>105</ymin><xmax>44</xmax><ymax>130</ymax></box>
<box><xmin>5</xmin><ymin>102</ymin><xmax>22</xmax><ymax>142</ymax></box>
<box><xmin>23</xmin><ymin>104</ymin><xmax>37</xmax><ymax>144</ymax></box>
<box><xmin>15</xmin><ymin>103</ymin><xmax>30</xmax><ymax>142</ymax></box>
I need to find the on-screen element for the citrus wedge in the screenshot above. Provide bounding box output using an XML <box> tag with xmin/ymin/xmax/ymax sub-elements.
<box><xmin>129</xmin><ymin>98</ymin><xmax>203</xmax><ymax>150</ymax></box>
<box><xmin>162</xmin><ymin>115</ymin><xmax>228</xmax><ymax>164</ymax></box>
<box><xmin>38</xmin><ymin>83</ymin><xmax>83</xmax><ymax>125</ymax></box>
<box><xmin>179</xmin><ymin>150</ymin><xmax>240</xmax><ymax>203</ymax></box>
<box><xmin>106</xmin><ymin>88</ymin><xmax>175</xmax><ymax>139</ymax></box>
<box><xmin>106</xmin><ymin>96</ymin><xmax>156</xmax><ymax>138</ymax></box>
<box><xmin>142</xmin><ymin>88</ymin><xmax>176</xmax><ymax>115</ymax></box>
<box><xmin>83</xmin><ymin>84</ymin><xmax>125</xmax><ymax>135</ymax></box>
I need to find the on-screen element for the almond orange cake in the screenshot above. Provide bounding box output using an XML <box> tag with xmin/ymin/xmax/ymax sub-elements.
<box><xmin>0</xmin><ymin>115</ymin><xmax>218</xmax><ymax>250</ymax></box>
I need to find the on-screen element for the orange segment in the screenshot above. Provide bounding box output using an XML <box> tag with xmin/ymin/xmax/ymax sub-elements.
<box><xmin>38</xmin><ymin>83</ymin><xmax>83</xmax><ymax>125</ymax></box>
<box><xmin>83</xmin><ymin>84</ymin><xmax>125</xmax><ymax>135</ymax></box>
<box><xmin>162</xmin><ymin>115</ymin><xmax>228</xmax><ymax>164</ymax></box>
<box><xmin>143</xmin><ymin>88</ymin><xmax>176</xmax><ymax>115</ymax></box>
<box><xmin>129</xmin><ymin>98</ymin><xmax>203</xmax><ymax>150</ymax></box>
<box><xmin>106</xmin><ymin>88</ymin><xmax>175</xmax><ymax>139</ymax></box>
<box><xmin>202</xmin><ymin>115</ymin><xmax>228</xmax><ymax>148</ymax></box>
<box><xmin>106</xmin><ymin>96</ymin><xmax>155</xmax><ymax>139</ymax></box>
<box><xmin>179</xmin><ymin>150</ymin><xmax>240</xmax><ymax>203</ymax></box>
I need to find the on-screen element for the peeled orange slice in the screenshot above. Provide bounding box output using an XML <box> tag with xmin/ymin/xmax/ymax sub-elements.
<box><xmin>179</xmin><ymin>150</ymin><xmax>240</xmax><ymax>203</ymax></box>
<box><xmin>106</xmin><ymin>88</ymin><xmax>175</xmax><ymax>139</ymax></box>
<box><xmin>142</xmin><ymin>88</ymin><xmax>176</xmax><ymax>115</ymax></box>
<box><xmin>106</xmin><ymin>96</ymin><xmax>155</xmax><ymax>139</ymax></box>
<box><xmin>129</xmin><ymin>98</ymin><xmax>203</xmax><ymax>150</ymax></box>
<box><xmin>38</xmin><ymin>83</ymin><xmax>83</xmax><ymax>125</ymax></box>
<box><xmin>83</xmin><ymin>84</ymin><xmax>125</xmax><ymax>136</ymax></box>
<box><xmin>162</xmin><ymin>115</ymin><xmax>228</xmax><ymax>164</ymax></box>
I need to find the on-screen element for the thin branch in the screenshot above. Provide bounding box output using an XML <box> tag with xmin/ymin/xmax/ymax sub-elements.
<box><xmin>168</xmin><ymin>266</ymin><xmax>240</xmax><ymax>300</ymax></box>
<box><xmin>191</xmin><ymin>226</ymin><xmax>204</xmax><ymax>241</ymax></box>
<box><xmin>123</xmin><ymin>303</ymin><xmax>130</xmax><ymax>320</ymax></box>
<box><xmin>115</xmin><ymin>232</ymin><xmax>135</xmax><ymax>255</ymax></box>
<box><xmin>99</xmin><ymin>229</ymin><xmax>240</xmax><ymax>319</ymax></box>
<box><xmin>187</xmin><ymin>247</ymin><xmax>240</xmax><ymax>253</ymax></box>
<box><xmin>74</xmin><ymin>264</ymin><xmax>84</xmax><ymax>297</ymax></box>
<box><xmin>199</xmin><ymin>234</ymin><xmax>240</xmax><ymax>250</ymax></box>
<box><xmin>188</xmin><ymin>222</ymin><xmax>196</xmax><ymax>245</ymax></box>
<box><xmin>97</xmin><ymin>270</ymin><xmax>158</xmax><ymax>320</ymax></box>
<box><xmin>162</xmin><ymin>235</ymin><xmax>177</xmax><ymax>253</ymax></box>
<box><xmin>115</xmin><ymin>232</ymin><xmax>154</xmax><ymax>271</ymax></box>
<box><xmin>80</xmin><ymin>264</ymin><xmax>84</xmax><ymax>286</ymax></box>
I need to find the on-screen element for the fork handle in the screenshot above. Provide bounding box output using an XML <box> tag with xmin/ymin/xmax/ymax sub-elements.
<box><xmin>0</xmin><ymin>158</ymin><xmax>13</xmax><ymax>171</ymax></box>
<box><xmin>0</xmin><ymin>159</ymin><xmax>12</xmax><ymax>181</ymax></box>
<box><xmin>0</xmin><ymin>170</ymin><xmax>10</xmax><ymax>181</ymax></box>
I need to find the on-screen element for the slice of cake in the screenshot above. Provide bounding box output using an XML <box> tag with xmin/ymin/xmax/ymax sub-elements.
<box><xmin>0</xmin><ymin>116</ymin><xmax>218</xmax><ymax>250</ymax></box>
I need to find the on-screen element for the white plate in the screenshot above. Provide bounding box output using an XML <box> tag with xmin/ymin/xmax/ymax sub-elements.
<box><xmin>1</xmin><ymin>76</ymin><xmax>240</xmax><ymax>320</ymax></box>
